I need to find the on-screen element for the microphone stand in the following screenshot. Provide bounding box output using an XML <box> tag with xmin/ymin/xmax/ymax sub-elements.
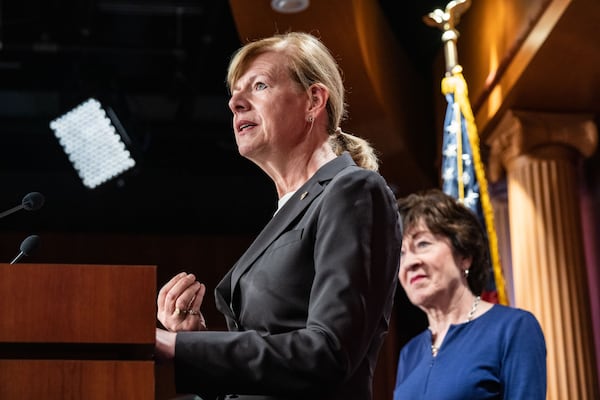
<box><xmin>0</xmin><ymin>204</ymin><xmax>25</xmax><ymax>219</ymax></box>
<box><xmin>10</xmin><ymin>251</ymin><xmax>27</xmax><ymax>264</ymax></box>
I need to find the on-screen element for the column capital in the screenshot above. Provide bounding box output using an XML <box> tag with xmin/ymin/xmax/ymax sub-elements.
<box><xmin>486</xmin><ymin>110</ymin><xmax>598</xmax><ymax>181</ymax></box>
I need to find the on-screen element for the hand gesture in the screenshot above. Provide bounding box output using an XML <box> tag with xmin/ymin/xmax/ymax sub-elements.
<box><xmin>157</xmin><ymin>272</ymin><xmax>207</xmax><ymax>332</ymax></box>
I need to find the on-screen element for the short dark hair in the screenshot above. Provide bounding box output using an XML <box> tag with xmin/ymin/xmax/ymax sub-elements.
<box><xmin>397</xmin><ymin>188</ymin><xmax>490</xmax><ymax>295</ymax></box>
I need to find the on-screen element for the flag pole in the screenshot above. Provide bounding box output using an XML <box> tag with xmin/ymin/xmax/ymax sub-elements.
<box><xmin>424</xmin><ymin>0</ymin><xmax>509</xmax><ymax>305</ymax></box>
<box><xmin>423</xmin><ymin>0</ymin><xmax>471</xmax><ymax>74</ymax></box>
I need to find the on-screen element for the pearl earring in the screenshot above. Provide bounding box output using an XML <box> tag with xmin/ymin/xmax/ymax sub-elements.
<box><xmin>307</xmin><ymin>116</ymin><xmax>313</xmax><ymax>122</ymax></box>
<box><xmin>463</xmin><ymin>269</ymin><xmax>469</xmax><ymax>278</ymax></box>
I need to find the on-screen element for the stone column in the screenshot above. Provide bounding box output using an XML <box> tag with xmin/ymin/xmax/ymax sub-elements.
<box><xmin>487</xmin><ymin>110</ymin><xmax>599</xmax><ymax>400</ymax></box>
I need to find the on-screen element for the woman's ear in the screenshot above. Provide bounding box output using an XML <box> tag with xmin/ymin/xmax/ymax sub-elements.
<box><xmin>462</xmin><ymin>256</ymin><xmax>473</xmax><ymax>270</ymax></box>
<box><xmin>307</xmin><ymin>84</ymin><xmax>328</xmax><ymax>113</ymax></box>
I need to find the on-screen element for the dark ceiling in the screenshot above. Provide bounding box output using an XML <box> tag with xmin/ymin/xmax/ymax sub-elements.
<box><xmin>0</xmin><ymin>0</ymin><xmax>445</xmax><ymax>236</ymax></box>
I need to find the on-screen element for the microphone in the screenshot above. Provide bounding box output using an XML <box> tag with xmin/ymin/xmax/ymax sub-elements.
<box><xmin>0</xmin><ymin>192</ymin><xmax>45</xmax><ymax>219</ymax></box>
<box><xmin>10</xmin><ymin>235</ymin><xmax>40</xmax><ymax>264</ymax></box>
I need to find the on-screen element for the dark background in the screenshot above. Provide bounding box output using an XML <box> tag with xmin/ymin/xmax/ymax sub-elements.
<box><xmin>0</xmin><ymin>0</ymin><xmax>444</xmax><ymax>236</ymax></box>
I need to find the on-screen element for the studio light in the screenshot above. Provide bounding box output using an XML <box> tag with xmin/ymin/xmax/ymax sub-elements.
<box><xmin>50</xmin><ymin>98</ymin><xmax>136</xmax><ymax>189</ymax></box>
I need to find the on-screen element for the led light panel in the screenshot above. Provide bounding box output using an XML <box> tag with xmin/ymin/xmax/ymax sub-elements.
<box><xmin>50</xmin><ymin>98</ymin><xmax>136</xmax><ymax>189</ymax></box>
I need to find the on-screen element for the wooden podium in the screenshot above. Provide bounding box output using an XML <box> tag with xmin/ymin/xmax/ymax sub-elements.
<box><xmin>0</xmin><ymin>263</ymin><xmax>157</xmax><ymax>399</ymax></box>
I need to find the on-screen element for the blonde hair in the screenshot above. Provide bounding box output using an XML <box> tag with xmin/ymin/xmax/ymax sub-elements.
<box><xmin>227</xmin><ymin>32</ymin><xmax>379</xmax><ymax>171</ymax></box>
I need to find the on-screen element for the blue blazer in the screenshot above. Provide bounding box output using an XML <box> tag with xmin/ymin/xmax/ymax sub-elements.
<box><xmin>174</xmin><ymin>153</ymin><xmax>402</xmax><ymax>400</ymax></box>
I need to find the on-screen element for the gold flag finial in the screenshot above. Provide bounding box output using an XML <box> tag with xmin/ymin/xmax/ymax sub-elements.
<box><xmin>423</xmin><ymin>0</ymin><xmax>471</xmax><ymax>74</ymax></box>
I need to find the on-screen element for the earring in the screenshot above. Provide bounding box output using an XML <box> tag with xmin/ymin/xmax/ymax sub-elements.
<box><xmin>307</xmin><ymin>116</ymin><xmax>313</xmax><ymax>122</ymax></box>
<box><xmin>463</xmin><ymin>269</ymin><xmax>469</xmax><ymax>278</ymax></box>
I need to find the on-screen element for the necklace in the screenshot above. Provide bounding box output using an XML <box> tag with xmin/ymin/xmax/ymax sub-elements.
<box><xmin>430</xmin><ymin>295</ymin><xmax>481</xmax><ymax>357</ymax></box>
<box><xmin>466</xmin><ymin>295</ymin><xmax>481</xmax><ymax>322</ymax></box>
<box><xmin>431</xmin><ymin>343</ymin><xmax>440</xmax><ymax>357</ymax></box>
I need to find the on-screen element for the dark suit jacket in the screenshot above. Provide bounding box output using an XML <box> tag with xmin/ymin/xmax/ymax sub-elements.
<box><xmin>174</xmin><ymin>153</ymin><xmax>402</xmax><ymax>400</ymax></box>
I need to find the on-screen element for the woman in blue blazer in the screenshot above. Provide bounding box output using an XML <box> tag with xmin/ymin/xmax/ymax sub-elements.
<box><xmin>155</xmin><ymin>32</ymin><xmax>402</xmax><ymax>400</ymax></box>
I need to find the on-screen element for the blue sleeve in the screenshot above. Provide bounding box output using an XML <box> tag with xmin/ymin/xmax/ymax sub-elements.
<box><xmin>501</xmin><ymin>311</ymin><xmax>547</xmax><ymax>399</ymax></box>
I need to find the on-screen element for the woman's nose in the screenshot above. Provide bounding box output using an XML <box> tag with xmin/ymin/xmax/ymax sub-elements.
<box><xmin>228</xmin><ymin>91</ymin><xmax>248</xmax><ymax>113</ymax></box>
<box><xmin>399</xmin><ymin>251</ymin><xmax>419</xmax><ymax>270</ymax></box>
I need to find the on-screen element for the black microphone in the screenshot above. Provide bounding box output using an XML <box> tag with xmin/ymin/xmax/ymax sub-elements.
<box><xmin>10</xmin><ymin>235</ymin><xmax>40</xmax><ymax>264</ymax></box>
<box><xmin>0</xmin><ymin>192</ymin><xmax>45</xmax><ymax>219</ymax></box>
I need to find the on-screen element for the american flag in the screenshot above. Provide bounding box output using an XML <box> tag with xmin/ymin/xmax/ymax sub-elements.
<box><xmin>440</xmin><ymin>67</ymin><xmax>508</xmax><ymax>305</ymax></box>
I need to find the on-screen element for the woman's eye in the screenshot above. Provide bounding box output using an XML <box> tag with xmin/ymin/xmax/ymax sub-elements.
<box><xmin>416</xmin><ymin>240</ymin><xmax>430</xmax><ymax>248</ymax></box>
<box><xmin>255</xmin><ymin>82</ymin><xmax>267</xmax><ymax>90</ymax></box>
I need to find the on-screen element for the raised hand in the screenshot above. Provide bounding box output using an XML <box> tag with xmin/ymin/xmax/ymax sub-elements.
<box><xmin>157</xmin><ymin>272</ymin><xmax>207</xmax><ymax>332</ymax></box>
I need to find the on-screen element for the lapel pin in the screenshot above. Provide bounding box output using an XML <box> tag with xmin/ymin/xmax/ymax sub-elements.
<box><xmin>300</xmin><ymin>191</ymin><xmax>308</xmax><ymax>200</ymax></box>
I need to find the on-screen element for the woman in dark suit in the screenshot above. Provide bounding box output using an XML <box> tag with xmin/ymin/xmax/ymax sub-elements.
<box><xmin>154</xmin><ymin>31</ymin><xmax>402</xmax><ymax>400</ymax></box>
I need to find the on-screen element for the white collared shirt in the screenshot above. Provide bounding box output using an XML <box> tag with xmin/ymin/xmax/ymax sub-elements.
<box><xmin>274</xmin><ymin>191</ymin><xmax>296</xmax><ymax>216</ymax></box>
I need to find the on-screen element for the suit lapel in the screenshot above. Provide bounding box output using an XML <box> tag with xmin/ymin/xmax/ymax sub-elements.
<box><xmin>214</xmin><ymin>268</ymin><xmax>235</xmax><ymax>320</ymax></box>
<box><xmin>229</xmin><ymin>153</ymin><xmax>356</xmax><ymax>296</ymax></box>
